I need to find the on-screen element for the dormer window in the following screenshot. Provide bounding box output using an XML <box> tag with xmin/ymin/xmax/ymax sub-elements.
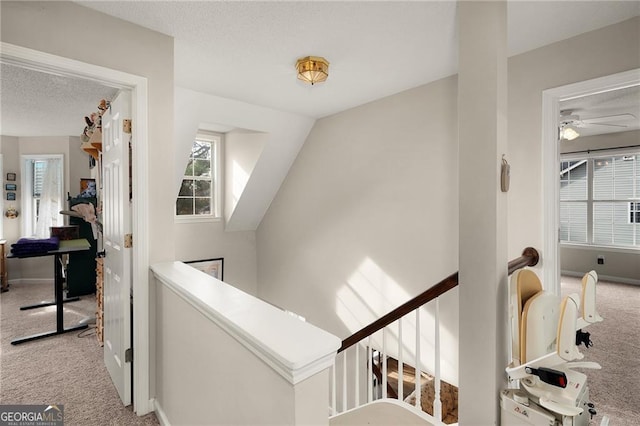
<box><xmin>176</xmin><ymin>132</ymin><xmax>221</xmax><ymax>221</ymax></box>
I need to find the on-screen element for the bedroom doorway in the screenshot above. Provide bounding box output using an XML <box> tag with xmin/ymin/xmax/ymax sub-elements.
<box><xmin>0</xmin><ymin>42</ymin><xmax>152</xmax><ymax>414</ymax></box>
<box><xmin>541</xmin><ymin>68</ymin><xmax>640</xmax><ymax>295</ymax></box>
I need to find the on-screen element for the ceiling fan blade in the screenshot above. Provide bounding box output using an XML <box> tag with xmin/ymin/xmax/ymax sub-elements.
<box><xmin>581</xmin><ymin>113</ymin><xmax>636</xmax><ymax>124</ymax></box>
<box><xmin>583</xmin><ymin>122</ymin><xmax>628</xmax><ymax>128</ymax></box>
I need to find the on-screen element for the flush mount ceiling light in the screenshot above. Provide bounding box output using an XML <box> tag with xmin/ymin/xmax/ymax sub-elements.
<box><xmin>296</xmin><ymin>56</ymin><xmax>329</xmax><ymax>85</ymax></box>
<box><xmin>561</xmin><ymin>126</ymin><xmax>580</xmax><ymax>141</ymax></box>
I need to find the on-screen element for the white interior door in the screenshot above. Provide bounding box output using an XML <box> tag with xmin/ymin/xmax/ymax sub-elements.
<box><xmin>102</xmin><ymin>90</ymin><xmax>133</xmax><ymax>405</ymax></box>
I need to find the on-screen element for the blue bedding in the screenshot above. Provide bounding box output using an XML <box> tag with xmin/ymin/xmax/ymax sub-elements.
<box><xmin>11</xmin><ymin>236</ymin><xmax>60</xmax><ymax>256</ymax></box>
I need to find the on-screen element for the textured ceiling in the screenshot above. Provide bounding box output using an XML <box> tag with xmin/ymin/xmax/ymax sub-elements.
<box><xmin>1</xmin><ymin>1</ymin><xmax>639</xmax><ymax>137</ymax></box>
<box><xmin>0</xmin><ymin>63</ymin><xmax>119</xmax><ymax>137</ymax></box>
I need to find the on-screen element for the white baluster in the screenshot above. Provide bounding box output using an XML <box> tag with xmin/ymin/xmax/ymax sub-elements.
<box><xmin>367</xmin><ymin>336</ymin><xmax>373</xmax><ymax>403</ymax></box>
<box><xmin>398</xmin><ymin>317</ymin><xmax>403</xmax><ymax>401</ymax></box>
<box><xmin>382</xmin><ymin>328</ymin><xmax>388</xmax><ymax>398</ymax></box>
<box><xmin>331</xmin><ymin>361</ymin><xmax>336</xmax><ymax>415</ymax></box>
<box><xmin>415</xmin><ymin>308</ymin><xmax>422</xmax><ymax>411</ymax></box>
<box><xmin>434</xmin><ymin>298</ymin><xmax>442</xmax><ymax>422</ymax></box>
<box><xmin>342</xmin><ymin>350</ymin><xmax>347</xmax><ymax>411</ymax></box>
<box><xmin>355</xmin><ymin>343</ymin><xmax>360</xmax><ymax>407</ymax></box>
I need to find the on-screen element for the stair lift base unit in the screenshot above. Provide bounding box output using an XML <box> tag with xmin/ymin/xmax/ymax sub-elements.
<box><xmin>501</xmin><ymin>386</ymin><xmax>591</xmax><ymax>426</ymax></box>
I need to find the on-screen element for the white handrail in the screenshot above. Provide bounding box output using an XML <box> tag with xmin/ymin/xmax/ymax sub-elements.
<box><xmin>151</xmin><ymin>261</ymin><xmax>340</xmax><ymax>385</ymax></box>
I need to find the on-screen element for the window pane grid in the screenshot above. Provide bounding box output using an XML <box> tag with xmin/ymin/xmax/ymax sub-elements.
<box><xmin>176</xmin><ymin>135</ymin><xmax>219</xmax><ymax>218</ymax></box>
<box><xmin>560</xmin><ymin>153</ymin><xmax>639</xmax><ymax>248</ymax></box>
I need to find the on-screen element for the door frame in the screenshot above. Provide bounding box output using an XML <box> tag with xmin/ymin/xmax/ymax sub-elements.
<box><xmin>0</xmin><ymin>42</ymin><xmax>152</xmax><ymax>415</ymax></box>
<box><xmin>541</xmin><ymin>68</ymin><xmax>640</xmax><ymax>295</ymax></box>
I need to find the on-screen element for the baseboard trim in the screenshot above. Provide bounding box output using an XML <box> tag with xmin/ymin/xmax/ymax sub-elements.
<box><xmin>7</xmin><ymin>278</ymin><xmax>54</xmax><ymax>285</ymax></box>
<box><xmin>152</xmin><ymin>399</ymin><xmax>171</xmax><ymax>426</ymax></box>
<box><xmin>562</xmin><ymin>270</ymin><xmax>640</xmax><ymax>286</ymax></box>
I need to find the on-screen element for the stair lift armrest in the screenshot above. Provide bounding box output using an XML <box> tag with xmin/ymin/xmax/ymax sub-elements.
<box><xmin>582</xmin><ymin>270</ymin><xmax>604</xmax><ymax>324</ymax></box>
<box><xmin>539</xmin><ymin>396</ymin><xmax>583</xmax><ymax>417</ymax></box>
<box><xmin>506</xmin><ymin>353</ymin><xmax>565</xmax><ymax>381</ymax></box>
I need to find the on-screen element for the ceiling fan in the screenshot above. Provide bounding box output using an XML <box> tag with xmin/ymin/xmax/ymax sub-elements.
<box><xmin>560</xmin><ymin>109</ymin><xmax>637</xmax><ymax>128</ymax></box>
<box><xmin>559</xmin><ymin>109</ymin><xmax>636</xmax><ymax>140</ymax></box>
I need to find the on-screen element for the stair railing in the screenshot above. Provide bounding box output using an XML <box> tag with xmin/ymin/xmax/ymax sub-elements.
<box><xmin>329</xmin><ymin>247</ymin><xmax>539</xmax><ymax>421</ymax></box>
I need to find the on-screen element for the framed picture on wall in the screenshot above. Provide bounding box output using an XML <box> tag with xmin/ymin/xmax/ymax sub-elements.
<box><xmin>80</xmin><ymin>178</ymin><xmax>97</xmax><ymax>197</ymax></box>
<box><xmin>5</xmin><ymin>184</ymin><xmax>16</xmax><ymax>191</ymax></box>
<box><xmin>6</xmin><ymin>192</ymin><xmax>15</xmax><ymax>201</ymax></box>
<box><xmin>184</xmin><ymin>258</ymin><xmax>224</xmax><ymax>281</ymax></box>
<box><xmin>6</xmin><ymin>173</ymin><xmax>16</xmax><ymax>181</ymax></box>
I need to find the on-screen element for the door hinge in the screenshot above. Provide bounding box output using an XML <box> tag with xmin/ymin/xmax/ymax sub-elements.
<box><xmin>123</xmin><ymin>119</ymin><xmax>132</xmax><ymax>134</ymax></box>
<box><xmin>125</xmin><ymin>348</ymin><xmax>133</xmax><ymax>363</ymax></box>
<box><xmin>124</xmin><ymin>233</ymin><xmax>133</xmax><ymax>248</ymax></box>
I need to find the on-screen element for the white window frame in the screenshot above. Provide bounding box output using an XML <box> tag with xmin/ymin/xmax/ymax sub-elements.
<box><xmin>175</xmin><ymin>132</ymin><xmax>222</xmax><ymax>223</ymax></box>
<box><xmin>560</xmin><ymin>159</ymin><xmax>589</xmax><ymax>244</ymax></box>
<box><xmin>560</xmin><ymin>147</ymin><xmax>640</xmax><ymax>251</ymax></box>
<box><xmin>630</xmin><ymin>201</ymin><xmax>640</xmax><ymax>224</ymax></box>
<box><xmin>20</xmin><ymin>154</ymin><xmax>64</xmax><ymax>237</ymax></box>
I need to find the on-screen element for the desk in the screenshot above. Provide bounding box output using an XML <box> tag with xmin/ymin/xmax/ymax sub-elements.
<box><xmin>9</xmin><ymin>239</ymin><xmax>91</xmax><ymax>345</ymax></box>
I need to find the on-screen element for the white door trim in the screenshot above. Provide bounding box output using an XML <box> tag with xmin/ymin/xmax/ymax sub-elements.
<box><xmin>0</xmin><ymin>42</ymin><xmax>152</xmax><ymax>415</ymax></box>
<box><xmin>541</xmin><ymin>68</ymin><xmax>640</xmax><ymax>295</ymax></box>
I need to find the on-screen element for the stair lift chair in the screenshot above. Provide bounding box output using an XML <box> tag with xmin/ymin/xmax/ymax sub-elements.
<box><xmin>501</xmin><ymin>269</ymin><xmax>608</xmax><ymax>426</ymax></box>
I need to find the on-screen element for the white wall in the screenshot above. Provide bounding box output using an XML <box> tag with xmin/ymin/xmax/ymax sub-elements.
<box><xmin>257</xmin><ymin>76</ymin><xmax>460</xmax><ymax>385</ymax></box>
<box><xmin>560</xmin><ymin>129</ymin><xmax>640</xmax><ymax>155</ymax></box>
<box><xmin>507</xmin><ymin>17</ymin><xmax>640</xmax><ymax>265</ymax></box>
<box><xmin>255</xmin><ymin>16</ymin><xmax>640</xmax><ymax>391</ymax></box>
<box><xmin>225</xmin><ymin>130</ymin><xmax>267</xmax><ymax>223</ymax></box>
<box><xmin>69</xmin><ymin>136</ymin><xmax>93</xmax><ymax>202</ymax></box>
<box><xmin>1</xmin><ymin>136</ymin><xmax>20</xmax><ymax>249</ymax></box>
<box><xmin>173</xmin><ymin>223</ymin><xmax>258</xmax><ymax>295</ymax></box>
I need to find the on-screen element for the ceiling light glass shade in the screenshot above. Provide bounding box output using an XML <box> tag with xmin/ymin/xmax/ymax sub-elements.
<box><xmin>561</xmin><ymin>126</ymin><xmax>580</xmax><ymax>141</ymax></box>
<box><xmin>296</xmin><ymin>56</ymin><xmax>329</xmax><ymax>85</ymax></box>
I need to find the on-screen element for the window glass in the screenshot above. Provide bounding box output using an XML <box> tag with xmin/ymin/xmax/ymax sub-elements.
<box><xmin>176</xmin><ymin>133</ymin><xmax>220</xmax><ymax>219</ymax></box>
<box><xmin>560</xmin><ymin>151</ymin><xmax>639</xmax><ymax>248</ymax></box>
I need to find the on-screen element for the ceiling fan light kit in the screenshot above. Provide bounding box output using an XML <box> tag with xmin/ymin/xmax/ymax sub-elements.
<box><xmin>561</xmin><ymin>126</ymin><xmax>580</xmax><ymax>141</ymax></box>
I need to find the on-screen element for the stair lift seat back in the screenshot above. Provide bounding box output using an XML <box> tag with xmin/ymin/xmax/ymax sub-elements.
<box><xmin>510</xmin><ymin>269</ymin><xmax>544</xmax><ymax>366</ymax></box>
<box><xmin>521</xmin><ymin>292</ymin><xmax>560</xmax><ymax>363</ymax></box>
